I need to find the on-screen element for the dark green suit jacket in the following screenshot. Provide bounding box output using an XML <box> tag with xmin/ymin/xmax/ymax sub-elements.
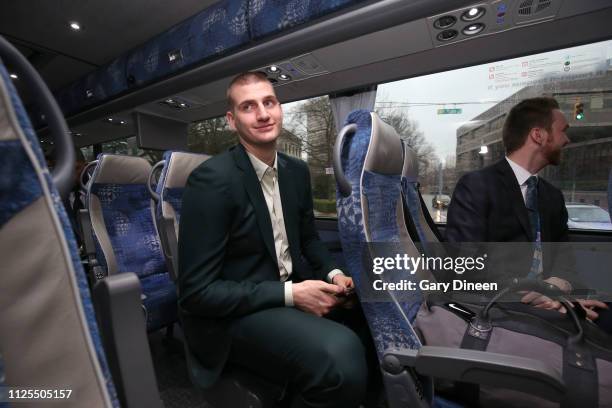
<box><xmin>178</xmin><ymin>143</ymin><xmax>337</xmax><ymax>386</ymax></box>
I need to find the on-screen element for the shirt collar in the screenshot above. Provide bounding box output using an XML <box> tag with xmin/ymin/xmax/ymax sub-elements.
<box><xmin>506</xmin><ymin>156</ymin><xmax>537</xmax><ymax>186</ymax></box>
<box><xmin>246</xmin><ymin>150</ymin><xmax>277</xmax><ymax>182</ymax></box>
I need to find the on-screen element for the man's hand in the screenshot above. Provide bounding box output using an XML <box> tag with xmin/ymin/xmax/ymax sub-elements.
<box><xmin>519</xmin><ymin>276</ymin><xmax>573</xmax><ymax>311</ymax></box>
<box><xmin>520</xmin><ymin>291</ymin><xmax>566</xmax><ymax>313</ymax></box>
<box><xmin>332</xmin><ymin>274</ymin><xmax>354</xmax><ymax>296</ymax></box>
<box><xmin>520</xmin><ymin>292</ymin><xmax>608</xmax><ymax>321</ymax></box>
<box><xmin>332</xmin><ymin>274</ymin><xmax>357</xmax><ymax>309</ymax></box>
<box><xmin>575</xmin><ymin>299</ymin><xmax>608</xmax><ymax>321</ymax></box>
<box><xmin>544</xmin><ymin>276</ymin><xmax>572</xmax><ymax>293</ymax></box>
<box><xmin>292</xmin><ymin>280</ymin><xmax>344</xmax><ymax>317</ymax></box>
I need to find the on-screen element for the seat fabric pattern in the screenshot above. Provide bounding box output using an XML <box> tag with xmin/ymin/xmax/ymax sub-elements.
<box><xmin>141</xmin><ymin>272</ymin><xmax>178</xmax><ymax>332</ymax></box>
<box><xmin>0</xmin><ymin>62</ymin><xmax>119</xmax><ymax>406</ymax></box>
<box><xmin>336</xmin><ymin>110</ymin><xmax>422</xmax><ymax>360</ymax></box>
<box><xmin>89</xmin><ymin>154</ymin><xmax>177</xmax><ymax>331</ymax></box>
<box><xmin>90</xmin><ymin>183</ymin><xmax>166</xmax><ymax>278</ymax></box>
<box><xmin>155</xmin><ymin>150</ymin><xmax>209</xmax><ymax>230</ymax></box>
<box><xmin>249</xmin><ymin>0</ymin><xmax>366</xmax><ymax>39</ymax></box>
<box><xmin>336</xmin><ymin>110</ymin><xmax>464</xmax><ymax>408</ymax></box>
<box><xmin>126</xmin><ymin>0</ymin><xmax>249</xmax><ymax>88</ymax></box>
<box><xmin>0</xmin><ymin>141</ymin><xmax>42</xmax><ymax>227</ymax></box>
<box><xmin>50</xmin><ymin>0</ymin><xmax>367</xmax><ymax>118</ymax></box>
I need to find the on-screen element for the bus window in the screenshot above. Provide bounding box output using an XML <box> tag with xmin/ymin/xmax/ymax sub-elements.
<box><xmin>284</xmin><ymin>96</ymin><xmax>336</xmax><ymax>218</ymax></box>
<box><xmin>376</xmin><ymin>39</ymin><xmax>612</xmax><ymax>231</ymax></box>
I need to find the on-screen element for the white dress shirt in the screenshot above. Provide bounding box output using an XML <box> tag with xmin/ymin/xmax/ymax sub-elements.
<box><xmin>247</xmin><ymin>151</ymin><xmax>344</xmax><ymax>306</ymax></box>
<box><xmin>506</xmin><ymin>156</ymin><xmax>537</xmax><ymax>205</ymax></box>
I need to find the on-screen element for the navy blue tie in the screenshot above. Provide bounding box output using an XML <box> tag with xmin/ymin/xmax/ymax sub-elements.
<box><xmin>525</xmin><ymin>176</ymin><xmax>542</xmax><ymax>278</ymax></box>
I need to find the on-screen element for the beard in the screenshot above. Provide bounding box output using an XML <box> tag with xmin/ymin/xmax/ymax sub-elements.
<box><xmin>544</xmin><ymin>145</ymin><xmax>562</xmax><ymax>165</ymax></box>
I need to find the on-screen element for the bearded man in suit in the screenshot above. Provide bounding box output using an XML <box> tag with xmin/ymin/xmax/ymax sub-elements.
<box><xmin>446</xmin><ymin>97</ymin><xmax>608</xmax><ymax>322</ymax></box>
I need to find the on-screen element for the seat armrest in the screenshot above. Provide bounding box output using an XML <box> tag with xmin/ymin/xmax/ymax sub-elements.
<box><xmin>383</xmin><ymin>346</ymin><xmax>565</xmax><ymax>402</ymax></box>
<box><xmin>92</xmin><ymin>273</ymin><xmax>162</xmax><ymax>408</ymax></box>
<box><xmin>158</xmin><ymin>215</ymin><xmax>179</xmax><ymax>281</ymax></box>
<box><xmin>78</xmin><ymin>209</ymin><xmax>106</xmax><ymax>283</ymax></box>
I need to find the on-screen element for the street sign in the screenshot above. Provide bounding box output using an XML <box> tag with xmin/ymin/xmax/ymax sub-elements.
<box><xmin>437</xmin><ymin>108</ymin><xmax>462</xmax><ymax>114</ymax></box>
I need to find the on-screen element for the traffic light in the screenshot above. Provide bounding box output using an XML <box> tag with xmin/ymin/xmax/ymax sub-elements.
<box><xmin>573</xmin><ymin>102</ymin><xmax>584</xmax><ymax>120</ymax></box>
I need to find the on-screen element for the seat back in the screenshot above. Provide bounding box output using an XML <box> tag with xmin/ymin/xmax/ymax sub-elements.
<box><xmin>400</xmin><ymin>144</ymin><xmax>442</xmax><ymax>245</ymax></box>
<box><xmin>153</xmin><ymin>151</ymin><xmax>210</xmax><ymax>279</ymax></box>
<box><xmin>335</xmin><ymin>111</ymin><xmax>426</xmax><ymax>356</ymax></box>
<box><xmin>88</xmin><ymin>154</ymin><xmax>166</xmax><ymax>278</ymax></box>
<box><xmin>0</xmin><ymin>51</ymin><xmax>119</xmax><ymax>407</ymax></box>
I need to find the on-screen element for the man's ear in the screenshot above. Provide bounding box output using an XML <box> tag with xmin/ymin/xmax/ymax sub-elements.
<box><xmin>226</xmin><ymin>110</ymin><xmax>236</xmax><ymax>131</ymax></box>
<box><xmin>530</xmin><ymin>127</ymin><xmax>544</xmax><ymax>145</ymax></box>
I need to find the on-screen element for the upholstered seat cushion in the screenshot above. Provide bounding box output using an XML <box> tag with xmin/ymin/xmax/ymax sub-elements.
<box><xmin>141</xmin><ymin>272</ymin><xmax>178</xmax><ymax>332</ymax></box>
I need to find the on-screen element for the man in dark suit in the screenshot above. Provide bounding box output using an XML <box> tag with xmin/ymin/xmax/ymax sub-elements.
<box><xmin>446</xmin><ymin>97</ymin><xmax>607</xmax><ymax>320</ymax></box>
<box><xmin>178</xmin><ymin>72</ymin><xmax>368</xmax><ymax>407</ymax></box>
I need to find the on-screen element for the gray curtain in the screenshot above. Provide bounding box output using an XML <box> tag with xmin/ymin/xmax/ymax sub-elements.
<box><xmin>329</xmin><ymin>86</ymin><xmax>377</xmax><ymax>133</ymax></box>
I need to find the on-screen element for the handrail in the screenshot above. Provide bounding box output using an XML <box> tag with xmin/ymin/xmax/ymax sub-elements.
<box><xmin>333</xmin><ymin>123</ymin><xmax>357</xmax><ymax>197</ymax></box>
<box><xmin>148</xmin><ymin>160</ymin><xmax>165</xmax><ymax>202</ymax></box>
<box><xmin>0</xmin><ymin>35</ymin><xmax>74</xmax><ymax>200</ymax></box>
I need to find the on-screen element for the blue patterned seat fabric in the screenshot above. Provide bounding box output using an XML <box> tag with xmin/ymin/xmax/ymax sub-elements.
<box><xmin>44</xmin><ymin>0</ymin><xmax>366</xmax><ymax>119</ymax></box>
<box><xmin>335</xmin><ymin>110</ymin><xmax>462</xmax><ymax>408</ymax></box>
<box><xmin>154</xmin><ymin>150</ymin><xmax>211</xmax><ymax>233</ymax></box>
<box><xmin>0</xmin><ymin>61</ymin><xmax>119</xmax><ymax>407</ymax></box>
<box><xmin>336</xmin><ymin>111</ymin><xmax>421</xmax><ymax>357</ymax></box>
<box><xmin>89</xmin><ymin>154</ymin><xmax>177</xmax><ymax>332</ymax></box>
<box><xmin>248</xmin><ymin>0</ymin><xmax>367</xmax><ymax>39</ymax></box>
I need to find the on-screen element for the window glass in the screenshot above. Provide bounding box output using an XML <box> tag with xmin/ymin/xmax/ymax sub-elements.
<box><xmin>188</xmin><ymin>116</ymin><xmax>237</xmax><ymax>155</ymax></box>
<box><xmin>283</xmin><ymin>96</ymin><xmax>336</xmax><ymax>217</ymax></box>
<box><xmin>100</xmin><ymin>136</ymin><xmax>163</xmax><ymax>164</ymax></box>
<box><xmin>376</xmin><ymin>39</ymin><xmax>612</xmax><ymax>230</ymax></box>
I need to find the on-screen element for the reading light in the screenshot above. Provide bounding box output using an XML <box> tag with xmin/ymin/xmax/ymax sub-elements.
<box><xmin>69</xmin><ymin>22</ymin><xmax>81</xmax><ymax>31</ymax></box>
<box><xmin>461</xmin><ymin>7</ymin><xmax>485</xmax><ymax>21</ymax></box>
<box><xmin>462</xmin><ymin>23</ymin><xmax>485</xmax><ymax>35</ymax></box>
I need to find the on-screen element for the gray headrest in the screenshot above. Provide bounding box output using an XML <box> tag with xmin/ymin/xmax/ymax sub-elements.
<box><xmin>164</xmin><ymin>152</ymin><xmax>210</xmax><ymax>189</ymax></box>
<box><xmin>364</xmin><ymin>113</ymin><xmax>403</xmax><ymax>175</ymax></box>
<box><xmin>91</xmin><ymin>154</ymin><xmax>152</xmax><ymax>185</ymax></box>
<box><xmin>401</xmin><ymin>144</ymin><xmax>419</xmax><ymax>182</ymax></box>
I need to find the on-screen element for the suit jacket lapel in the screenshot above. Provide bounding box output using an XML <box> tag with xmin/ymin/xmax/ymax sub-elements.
<box><xmin>277</xmin><ymin>155</ymin><xmax>299</xmax><ymax>254</ymax></box>
<box><xmin>496</xmin><ymin>160</ymin><xmax>533</xmax><ymax>241</ymax></box>
<box><xmin>232</xmin><ymin>144</ymin><xmax>277</xmax><ymax>263</ymax></box>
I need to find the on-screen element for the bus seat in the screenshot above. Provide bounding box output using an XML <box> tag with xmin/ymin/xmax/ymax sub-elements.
<box><xmin>150</xmin><ymin>151</ymin><xmax>210</xmax><ymax>281</ymax></box>
<box><xmin>400</xmin><ymin>143</ymin><xmax>443</xmax><ymax>246</ymax></box>
<box><xmin>334</xmin><ymin>110</ymin><xmax>565</xmax><ymax>408</ymax></box>
<box><xmin>0</xmin><ymin>40</ymin><xmax>160</xmax><ymax>407</ymax></box>
<box><xmin>87</xmin><ymin>153</ymin><xmax>177</xmax><ymax>332</ymax></box>
<box><xmin>334</xmin><ymin>110</ymin><xmax>438</xmax><ymax>405</ymax></box>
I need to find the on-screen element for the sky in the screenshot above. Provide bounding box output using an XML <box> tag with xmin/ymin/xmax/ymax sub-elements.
<box><xmin>284</xmin><ymin>39</ymin><xmax>612</xmax><ymax>163</ymax></box>
<box><xmin>374</xmin><ymin>39</ymin><xmax>611</xmax><ymax>160</ymax></box>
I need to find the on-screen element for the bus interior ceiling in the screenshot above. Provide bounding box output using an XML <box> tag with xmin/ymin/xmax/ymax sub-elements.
<box><xmin>2</xmin><ymin>0</ymin><xmax>612</xmax><ymax>147</ymax></box>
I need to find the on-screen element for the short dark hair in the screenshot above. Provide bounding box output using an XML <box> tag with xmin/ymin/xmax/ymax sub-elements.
<box><xmin>226</xmin><ymin>71</ymin><xmax>271</xmax><ymax>111</ymax></box>
<box><xmin>502</xmin><ymin>97</ymin><xmax>560</xmax><ymax>154</ymax></box>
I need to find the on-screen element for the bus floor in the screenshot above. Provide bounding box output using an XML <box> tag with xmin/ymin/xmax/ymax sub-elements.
<box><xmin>149</xmin><ymin>328</ymin><xmax>213</xmax><ymax>408</ymax></box>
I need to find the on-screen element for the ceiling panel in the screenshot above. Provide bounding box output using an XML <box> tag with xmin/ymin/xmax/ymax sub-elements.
<box><xmin>1</xmin><ymin>0</ymin><xmax>219</xmax><ymax>65</ymax></box>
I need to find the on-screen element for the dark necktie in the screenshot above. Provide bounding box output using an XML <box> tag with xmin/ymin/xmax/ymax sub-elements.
<box><xmin>525</xmin><ymin>176</ymin><xmax>543</xmax><ymax>278</ymax></box>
